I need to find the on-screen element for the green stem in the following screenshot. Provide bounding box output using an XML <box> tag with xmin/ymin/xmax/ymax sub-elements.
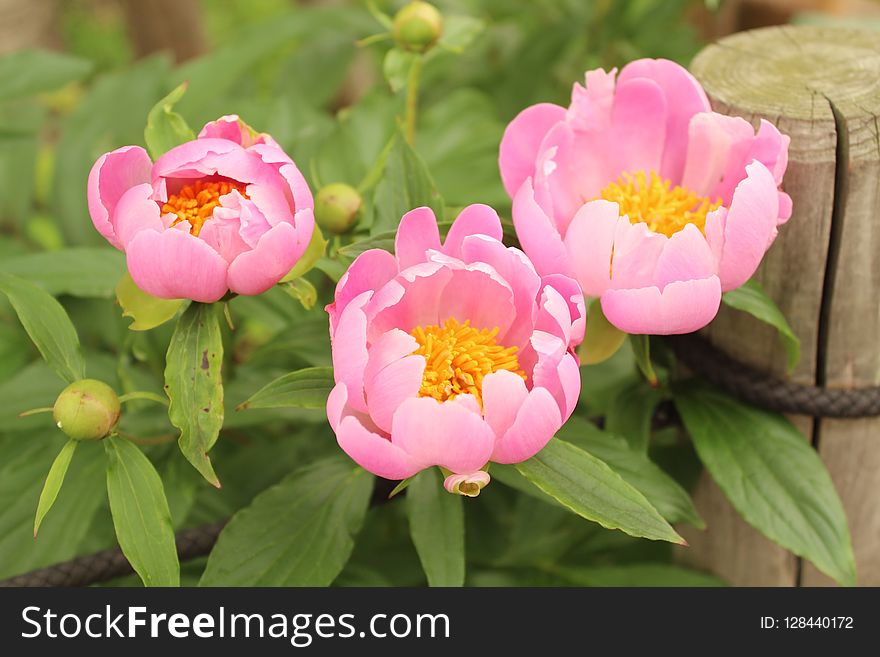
<box><xmin>118</xmin><ymin>391</ymin><xmax>169</xmax><ymax>407</ymax></box>
<box><xmin>404</xmin><ymin>55</ymin><xmax>424</xmax><ymax>145</ymax></box>
<box><xmin>19</xmin><ymin>406</ymin><xmax>54</xmax><ymax>418</ymax></box>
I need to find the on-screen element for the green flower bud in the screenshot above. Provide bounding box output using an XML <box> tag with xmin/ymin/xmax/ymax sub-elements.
<box><xmin>315</xmin><ymin>182</ymin><xmax>363</xmax><ymax>234</ymax></box>
<box><xmin>53</xmin><ymin>379</ymin><xmax>120</xmax><ymax>441</ymax></box>
<box><xmin>392</xmin><ymin>1</ymin><xmax>443</xmax><ymax>53</ymax></box>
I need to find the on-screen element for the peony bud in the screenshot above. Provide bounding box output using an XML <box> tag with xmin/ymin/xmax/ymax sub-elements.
<box><xmin>444</xmin><ymin>471</ymin><xmax>491</xmax><ymax>497</ymax></box>
<box><xmin>392</xmin><ymin>1</ymin><xmax>443</xmax><ymax>53</ymax></box>
<box><xmin>53</xmin><ymin>379</ymin><xmax>121</xmax><ymax>441</ymax></box>
<box><xmin>315</xmin><ymin>182</ymin><xmax>362</xmax><ymax>234</ymax></box>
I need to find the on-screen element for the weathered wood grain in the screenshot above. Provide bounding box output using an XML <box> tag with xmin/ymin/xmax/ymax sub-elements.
<box><xmin>686</xmin><ymin>25</ymin><xmax>880</xmax><ymax>586</ymax></box>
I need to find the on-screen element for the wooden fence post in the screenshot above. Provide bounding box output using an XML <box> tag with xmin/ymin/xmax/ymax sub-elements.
<box><xmin>681</xmin><ymin>25</ymin><xmax>880</xmax><ymax>586</ymax></box>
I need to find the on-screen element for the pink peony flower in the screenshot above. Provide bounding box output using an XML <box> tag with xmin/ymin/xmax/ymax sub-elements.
<box><xmin>325</xmin><ymin>205</ymin><xmax>584</xmax><ymax>492</ymax></box>
<box><xmin>499</xmin><ymin>59</ymin><xmax>791</xmax><ymax>335</ymax></box>
<box><xmin>88</xmin><ymin>115</ymin><xmax>314</xmax><ymax>303</ymax></box>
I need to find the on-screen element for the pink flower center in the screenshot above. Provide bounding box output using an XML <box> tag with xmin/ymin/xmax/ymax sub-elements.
<box><xmin>163</xmin><ymin>179</ymin><xmax>249</xmax><ymax>236</ymax></box>
<box><xmin>410</xmin><ymin>318</ymin><xmax>525</xmax><ymax>408</ymax></box>
<box><xmin>599</xmin><ymin>170</ymin><xmax>721</xmax><ymax>238</ymax></box>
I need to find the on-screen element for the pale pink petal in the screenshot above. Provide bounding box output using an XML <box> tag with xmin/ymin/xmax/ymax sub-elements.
<box><xmin>530</xmin><ymin>332</ymin><xmax>580</xmax><ymax>419</ymax></box>
<box><xmin>681</xmin><ymin>112</ymin><xmax>755</xmax><ymax>198</ymax></box>
<box><xmin>250</xmin><ymin>142</ymin><xmax>314</xmax><ymax>213</ymax></box>
<box><xmin>716</xmin><ymin>161</ymin><xmax>780</xmax><ymax>291</ymax></box>
<box><xmin>540</xmin><ymin>273</ymin><xmax>586</xmax><ymax>349</ymax></box>
<box><xmin>125</xmin><ymin>228</ymin><xmax>228</xmax><ymax>302</ymax></box>
<box><xmin>87</xmin><ymin>145</ymin><xmax>153</xmax><ymax>249</ymax></box>
<box><xmin>567</xmin><ymin>69</ymin><xmax>616</xmax><ymax>131</ymax></box>
<box><xmin>392</xmin><ymin>397</ymin><xmax>495</xmax><ymax>474</ymax></box>
<box><xmin>369</xmin><ymin>262</ymin><xmax>452</xmax><ymax>337</ymax></box>
<box><xmin>365</xmin><ymin>354</ymin><xmax>424</xmax><ymax>434</ymax></box>
<box><xmin>395</xmin><ymin>207</ymin><xmax>441</xmax><ymax>269</ymax></box>
<box><xmin>112</xmin><ymin>183</ymin><xmax>165</xmax><ymax>248</ymax></box>
<box><xmin>436</xmin><ymin>264</ymin><xmax>516</xmax><ymax>339</ymax></box>
<box><xmin>511</xmin><ymin>179</ymin><xmax>574</xmax><ymax>278</ymax></box>
<box><xmin>328</xmin><ymin>249</ymin><xmax>399</xmax><ymax>335</ymax></box>
<box><xmin>442</xmin><ymin>204</ymin><xmax>503</xmax><ymax>257</ymax></box>
<box><xmin>608</xmin><ymin>218</ymin><xmax>667</xmax><ymax>290</ymax></box>
<box><xmin>227</xmin><ymin>209</ymin><xmax>314</xmax><ymax>295</ymax></box>
<box><xmin>609</xmin><ymin>77</ymin><xmax>667</xmax><ymax>176</ymax></box>
<box><xmin>337</xmin><ymin>415</ymin><xmax>420</xmax><ymax>480</ymax></box>
<box><xmin>562</xmin><ymin>199</ymin><xmax>619</xmax><ymax>297</ymax></box>
<box><xmin>498</xmin><ymin>102</ymin><xmax>566</xmax><ymax>197</ymax></box>
<box><xmin>618</xmin><ymin>59</ymin><xmax>710</xmax><ymax>182</ymax></box>
<box><xmin>601</xmin><ymin>275</ymin><xmax>722</xmax><ymax>335</ymax></box>
<box><xmin>152</xmin><ymin>138</ymin><xmax>240</xmax><ymax>180</ymax></box>
<box><xmin>481</xmin><ymin>369</ymin><xmax>529</xmax><ymax>440</ymax></box>
<box><xmin>444</xmin><ymin>471</ymin><xmax>491</xmax><ymax>496</ymax></box>
<box><xmin>459</xmin><ymin>235</ymin><xmax>541</xmax><ymax>349</ymax></box>
<box><xmin>491</xmin><ymin>387</ymin><xmax>562</xmax><ymax>464</ymax></box>
<box><xmin>330</xmin><ymin>290</ymin><xmax>372</xmax><ymax>413</ymax></box>
<box><xmin>652</xmin><ymin>223</ymin><xmax>716</xmax><ymax>288</ymax></box>
<box><xmin>198</xmin><ymin>115</ymin><xmax>255</xmax><ymax>146</ymax></box>
<box><xmin>778</xmin><ymin>191</ymin><xmax>792</xmax><ymax>224</ymax></box>
<box><xmin>363</xmin><ymin>329</ymin><xmax>419</xmax><ymax>386</ymax></box>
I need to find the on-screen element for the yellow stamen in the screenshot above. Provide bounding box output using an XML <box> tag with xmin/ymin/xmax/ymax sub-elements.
<box><xmin>162</xmin><ymin>179</ymin><xmax>248</xmax><ymax>236</ymax></box>
<box><xmin>410</xmin><ymin>318</ymin><xmax>525</xmax><ymax>408</ymax></box>
<box><xmin>600</xmin><ymin>170</ymin><xmax>721</xmax><ymax>238</ymax></box>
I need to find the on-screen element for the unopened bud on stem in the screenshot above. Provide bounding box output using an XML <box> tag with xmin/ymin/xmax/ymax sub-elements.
<box><xmin>53</xmin><ymin>379</ymin><xmax>120</xmax><ymax>441</ymax></box>
<box><xmin>392</xmin><ymin>1</ymin><xmax>443</xmax><ymax>53</ymax></box>
<box><xmin>315</xmin><ymin>182</ymin><xmax>362</xmax><ymax>234</ymax></box>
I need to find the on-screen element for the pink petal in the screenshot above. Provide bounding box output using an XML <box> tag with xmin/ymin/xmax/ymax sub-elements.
<box><xmin>395</xmin><ymin>207</ymin><xmax>441</xmax><ymax>269</ymax></box>
<box><xmin>112</xmin><ymin>183</ymin><xmax>165</xmax><ymax>248</ymax></box>
<box><xmin>365</xmin><ymin>354</ymin><xmax>424</xmax><ymax>434</ymax></box>
<box><xmin>328</xmin><ymin>248</ymin><xmax>399</xmax><ymax>335</ymax></box>
<box><xmin>330</xmin><ymin>290</ymin><xmax>372</xmax><ymax>413</ymax></box>
<box><xmin>618</xmin><ymin>59</ymin><xmax>710</xmax><ymax>182</ymax></box>
<box><xmin>152</xmin><ymin>138</ymin><xmax>240</xmax><ymax>180</ymax></box>
<box><xmin>436</xmin><ymin>263</ymin><xmax>516</xmax><ymax>339</ymax></box>
<box><xmin>459</xmin><ymin>234</ymin><xmax>541</xmax><ymax>349</ymax></box>
<box><xmin>498</xmin><ymin>102</ymin><xmax>566</xmax><ymax>197</ymax></box>
<box><xmin>442</xmin><ymin>204</ymin><xmax>503</xmax><ymax>258</ymax></box>
<box><xmin>87</xmin><ymin>145</ymin><xmax>153</xmax><ymax>249</ymax></box>
<box><xmin>511</xmin><ymin>179</ymin><xmax>574</xmax><ymax>279</ymax></box>
<box><xmin>491</xmin><ymin>387</ymin><xmax>562</xmax><ymax>464</ymax></box>
<box><xmin>368</xmin><ymin>262</ymin><xmax>452</xmax><ymax>337</ymax></box>
<box><xmin>601</xmin><ymin>275</ymin><xmax>722</xmax><ymax>335</ymax></box>
<box><xmin>609</xmin><ymin>77</ymin><xmax>667</xmax><ymax>177</ymax></box>
<box><xmin>530</xmin><ymin>332</ymin><xmax>580</xmax><ymax>419</ymax></box>
<box><xmin>227</xmin><ymin>209</ymin><xmax>314</xmax><ymax>295</ymax></box>
<box><xmin>337</xmin><ymin>415</ymin><xmax>421</xmax><ymax>480</ymax></box>
<box><xmin>250</xmin><ymin>142</ymin><xmax>314</xmax><ymax>213</ymax></box>
<box><xmin>716</xmin><ymin>161</ymin><xmax>780</xmax><ymax>292</ymax></box>
<box><xmin>481</xmin><ymin>369</ymin><xmax>529</xmax><ymax>440</ymax></box>
<box><xmin>608</xmin><ymin>218</ymin><xmax>667</xmax><ymax>291</ymax></box>
<box><xmin>125</xmin><ymin>228</ymin><xmax>229</xmax><ymax>302</ymax></box>
<box><xmin>391</xmin><ymin>397</ymin><xmax>495</xmax><ymax>474</ymax></box>
<box><xmin>680</xmin><ymin>112</ymin><xmax>756</xmax><ymax>198</ymax></box>
<box><xmin>652</xmin><ymin>223</ymin><xmax>716</xmax><ymax>289</ymax></box>
<box><xmin>198</xmin><ymin>115</ymin><xmax>255</xmax><ymax>146</ymax></box>
<box><xmin>540</xmin><ymin>273</ymin><xmax>586</xmax><ymax>349</ymax></box>
<box><xmin>562</xmin><ymin>199</ymin><xmax>620</xmax><ymax>297</ymax></box>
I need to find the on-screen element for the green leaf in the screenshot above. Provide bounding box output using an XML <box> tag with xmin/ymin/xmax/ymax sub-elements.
<box><xmin>515</xmin><ymin>438</ymin><xmax>683</xmax><ymax>544</ymax></box>
<box><xmin>33</xmin><ymin>439</ymin><xmax>78</xmax><ymax>537</ymax></box>
<box><xmin>0</xmin><ymin>49</ymin><xmax>93</xmax><ymax>101</ymax></box>
<box><xmin>406</xmin><ymin>468</ymin><xmax>464</xmax><ymax>587</ymax></box>
<box><xmin>722</xmin><ymin>279</ymin><xmax>800</xmax><ymax>372</ymax></box>
<box><xmin>605</xmin><ymin>380</ymin><xmax>665</xmax><ymax>451</ymax></box>
<box><xmin>675</xmin><ymin>383</ymin><xmax>856</xmax><ymax>586</ymax></box>
<box><xmin>144</xmin><ymin>82</ymin><xmax>195</xmax><ymax>161</ymax></box>
<box><xmin>280</xmin><ymin>277</ymin><xmax>318</xmax><ymax>310</ymax></box>
<box><xmin>371</xmin><ymin>134</ymin><xmax>444</xmax><ymax>235</ymax></box>
<box><xmin>383</xmin><ymin>48</ymin><xmax>417</xmax><ymax>92</ymax></box>
<box><xmin>281</xmin><ymin>225</ymin><xmax>328</xmax><ymax>282</ymax></box>
<box><xmin>337</xmin><ymin>230</ymin><xmax>396</xmax><ymax>260</ymax></box>
<box><xmin>558</xmin><ymin>417</ymin><xmax>704</xmax><ymax>528</ymax></box>
<box><xmin>578</xmin><ymin>299</ymin><xmax>626</xmax><ymax>365</ymax></box>
<box><xmin>0</xmin><ymin>248</ymin><xmax>125</xmax><ymax>298</ymax></box>
<box><xmin>629</xmin><ymin>334</ymin><xmax>658</xmax><ymax>386</ymax></box>
<box><xmin>115</xmin><ymin>272</ymin><xmax>184</xmax><ymax>331</ymax></box>
<box><xmin>104</xmin><ymin>437</ymin><xmax>179</xmax><ymax>587</ymax></box>
<box><xmin>437</xmin><ymin>15</ymin><xmax>485</xmax><ymax>53</ymax></box>
<box><xmin>237</xmin><ymin>366</ymin><xmax>334</xmax><ymax>411</ymax></box>
<box><xmin>0</xmin><ymin>272</ymin><xmax>85</xmax><ymax>383</ymax></box>
<box><xmin>552</xmin><ymin>563</ymin><xmax>726</xmax><ymax>587</ymax></box>
<box><xmin>164</xmin><ymin>302</ymin><xmax>224</xmax><ymax>487</ymax></box>
<box><xmin>200</xmin><ymin>456</ymin><xmax>372</xmax><ymax>586</ymax></box>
